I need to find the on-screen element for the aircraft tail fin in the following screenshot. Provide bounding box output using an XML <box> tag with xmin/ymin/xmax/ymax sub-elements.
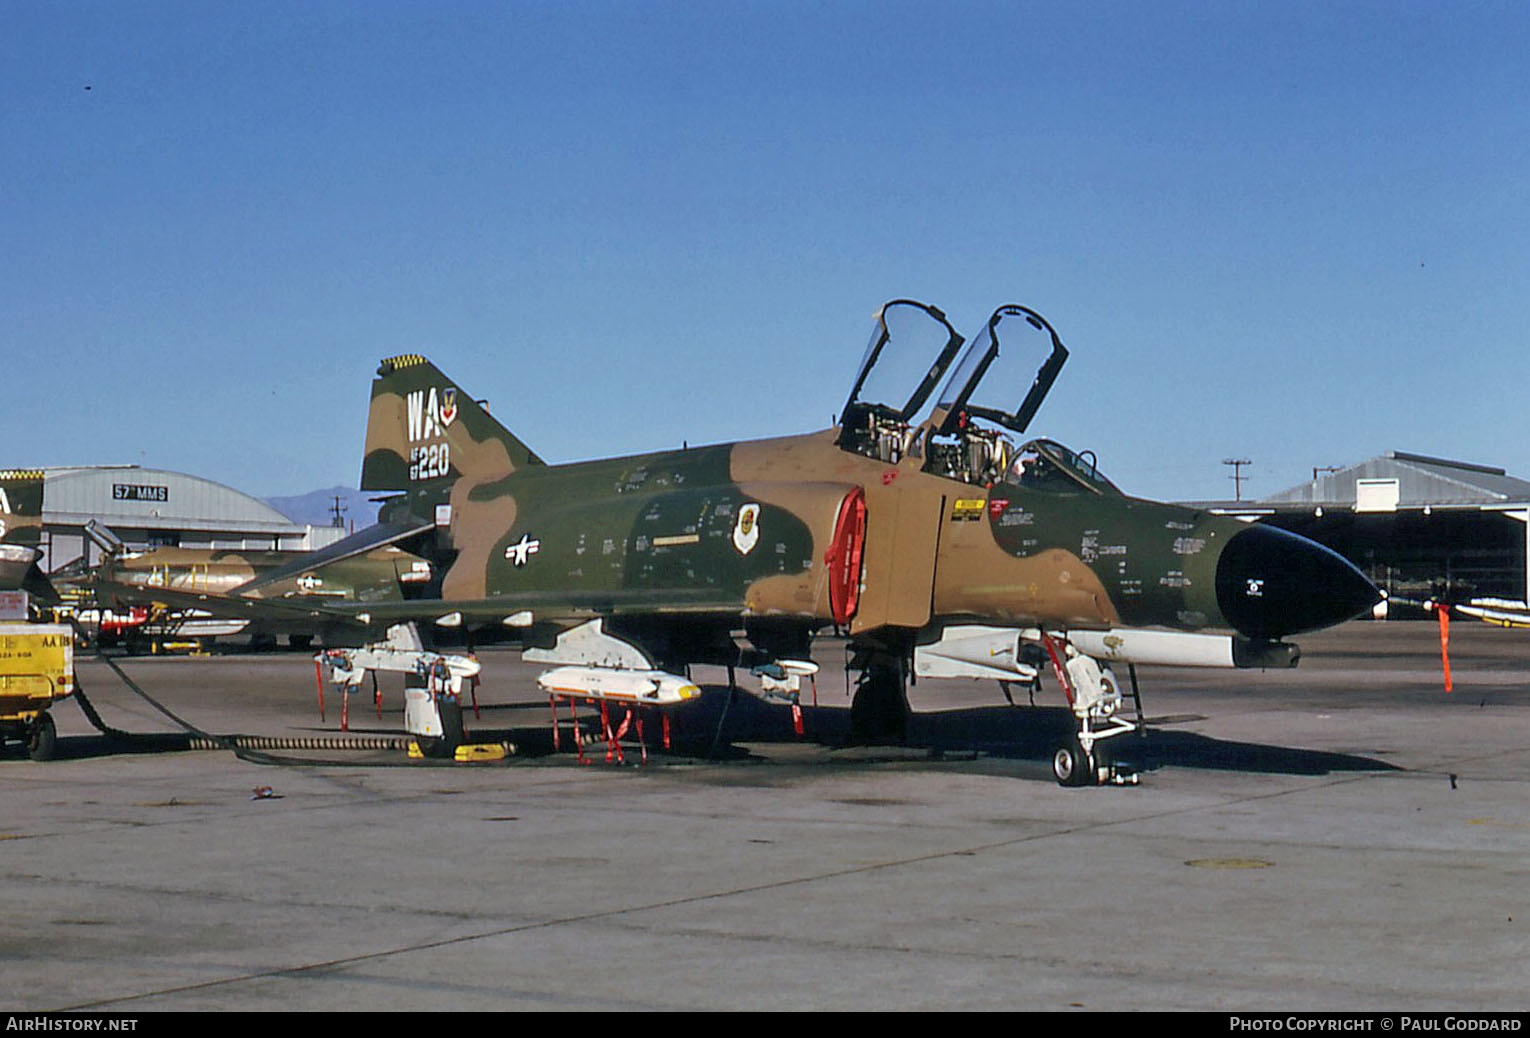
<box><xmin>0</xmin><ymin>469</ymin><xmax>44</xmax><ymax>548</ymax></box>
<box><xmin>0</xmin><ymin>469</ymin><xmax>59</xmax><ymax>602</ymax></box>
<box><xmin>360</xmin><ymin>355</ymin><xmax>543</xmax><ymax>495</ymax></box>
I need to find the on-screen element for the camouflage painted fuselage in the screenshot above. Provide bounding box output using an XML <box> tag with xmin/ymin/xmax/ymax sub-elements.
<box><xmin>358</xmin><ymin>356</ymin><xmax>1371</xmax><ymax>652</ymax></box>
<box><xmin>468</xmin><ymin>437</ymin><xmax>1230</xmax><ymax>630</ymax></box>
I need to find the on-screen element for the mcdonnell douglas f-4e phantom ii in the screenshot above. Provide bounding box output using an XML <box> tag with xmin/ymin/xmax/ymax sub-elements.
<box><xmin>148</xmin><ymin>301</ymin><xmax>1380</xmax><ymax>783</ymax></box>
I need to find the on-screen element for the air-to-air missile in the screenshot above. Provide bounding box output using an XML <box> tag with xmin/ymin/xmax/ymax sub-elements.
<box><xmin>117</xmin><ymin>300</ymin><xmax>1382</xmax><ymax>780</ymax></box>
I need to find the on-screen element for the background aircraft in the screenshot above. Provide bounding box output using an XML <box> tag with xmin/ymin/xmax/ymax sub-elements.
<box><xmin>80</xmin><ymin>523</ymin><xmax>435</xmax><ymax>649</ymax></box>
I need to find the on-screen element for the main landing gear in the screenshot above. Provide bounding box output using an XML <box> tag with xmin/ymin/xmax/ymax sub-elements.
<box><xmin>849</xmin><ymin>656</ymin><xmax>911</xmax><ymax>744</ymax></box>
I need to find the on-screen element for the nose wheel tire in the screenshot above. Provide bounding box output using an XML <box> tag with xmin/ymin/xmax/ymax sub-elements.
<box><xmin>1052</xmin><ymin>737</ymin><xmax>1096</xmax><ymax>787</ymax></box>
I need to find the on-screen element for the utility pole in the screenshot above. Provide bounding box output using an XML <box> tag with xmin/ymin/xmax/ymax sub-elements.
<box><xmin>329</xmin><ymin>495</ymin><xmax>348</xmax><ymax>528</ymax></box>
<box><xmin>1223</xmin><ymin>458</ymin><xmax>1251</xmax><ymax>502</ymax></box>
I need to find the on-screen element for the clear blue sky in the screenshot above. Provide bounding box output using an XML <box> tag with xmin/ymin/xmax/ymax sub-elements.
<box><xmin>4</xmin><ymin>1</ymin><xmax>1527</xmax><ymax>503</ymax></box>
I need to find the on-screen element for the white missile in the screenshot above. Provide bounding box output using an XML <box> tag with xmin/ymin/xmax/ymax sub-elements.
<box><xmin>536</xmin><ymin>666</ymin><xmax>702</xmax><ymax>706</ymax></box>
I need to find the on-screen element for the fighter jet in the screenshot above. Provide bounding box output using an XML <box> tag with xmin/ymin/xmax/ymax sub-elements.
<box><xmin>82</xmin><ymin>527</ymin><xmax>435</xmax><ymax>648</ymax></box>
<box><xmin>140</xmin><ymin>301</ymin><xmax>1381</xmax><ymax>781</ymax></box>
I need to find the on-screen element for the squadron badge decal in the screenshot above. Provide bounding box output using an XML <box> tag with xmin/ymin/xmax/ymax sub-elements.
<box><xmin>732</xmin><ymin>503</ymin><xmax>761</xmax><ymax>555</ymax></box>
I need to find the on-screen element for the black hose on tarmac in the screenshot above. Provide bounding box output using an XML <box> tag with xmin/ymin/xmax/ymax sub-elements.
<box><xmin>67</xmin><ymin>620</ymin><xmax>468</xmax><ymax>767</ymax></box>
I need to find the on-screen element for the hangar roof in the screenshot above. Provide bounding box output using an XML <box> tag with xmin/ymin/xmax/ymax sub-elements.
<box><xmin>1264</xmin><ymin>452</ymin><xmax>1530</xmax><ymax>509</ymax></box>
<box><xmin>43</xmin><ymin>466</ymin><xmax>307</xmax><ymax>535</ymax></box>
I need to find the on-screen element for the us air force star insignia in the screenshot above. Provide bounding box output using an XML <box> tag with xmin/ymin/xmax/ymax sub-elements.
<box><xmin>732</xmin><ymin>503</ymin><xmax>760</xmax><ymax>555</ymax></box>
<box><xmin>504</xmin><ymin>533</ymin><xmax>541</xmax><ymax>567</ymax></box>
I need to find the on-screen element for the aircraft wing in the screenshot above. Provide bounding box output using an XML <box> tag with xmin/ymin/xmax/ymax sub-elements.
<box><xmin>90</xmin><ymin>574</ymin><xmax>749</xmax><ymax>631</ymax></box>
<box><xmin>316</xmin><ymin>587</ymin><xmax>756</xmax><ymax>626</ymax></box>
<box><xmin>231</xmin><ymin>517</ymin><xmax>436</xmax><ymax>595</ymax></box>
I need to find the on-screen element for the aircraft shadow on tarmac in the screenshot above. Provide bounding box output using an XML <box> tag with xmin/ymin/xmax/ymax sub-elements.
<box><xmin>7</xmin><ymin>732</ymin><xmax>179</xmax><ymax>762</ymax></box>
<box><xmin>466</xmin><ymin>684</ymin><xmax>1400</xmax><ymax>779</ymax></box>
<box><xmin>19</xmin><ymin>683</ymin><xmax>1400</xmax><ymax>778</ymax></box>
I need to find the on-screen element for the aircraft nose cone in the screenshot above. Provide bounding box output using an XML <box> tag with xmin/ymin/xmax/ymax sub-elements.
<box><xmin>1214</xmin><ymin>524</ymin><xmax>1380</xmax><ymax>640</ymax></box>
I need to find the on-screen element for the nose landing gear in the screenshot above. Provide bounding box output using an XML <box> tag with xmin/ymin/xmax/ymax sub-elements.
<box><xmin>1040</xmin><ymin>633</ymin><xmax>1137</xmax><ymax>787</ymax></box>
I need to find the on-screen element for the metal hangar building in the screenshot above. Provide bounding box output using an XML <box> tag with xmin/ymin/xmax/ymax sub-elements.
<box><xmin>38</xmin><ymin>466</ymin><xmax>345</xmax><ymax>574</ymax></box>
<box><xmin>1207</xmin><ymin>451</ymin><xmax>1530</xmax><ymax>611</ymax></box>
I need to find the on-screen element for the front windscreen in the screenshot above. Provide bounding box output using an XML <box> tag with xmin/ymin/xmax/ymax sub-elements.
<box><xmin>1009</xmin><ymin>439</ymin><xmax>1122</xmax><ymax>495</ymax></box>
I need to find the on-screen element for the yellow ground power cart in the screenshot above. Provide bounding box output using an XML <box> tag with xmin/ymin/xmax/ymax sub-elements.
<box><xmin>0</xmin><ymin>623</ymin><xmax>74</xmax><ymax>760</ymax></box>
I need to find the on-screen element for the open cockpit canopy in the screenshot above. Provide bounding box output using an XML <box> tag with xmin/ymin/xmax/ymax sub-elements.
<box><xmin>836</xmin><ymin>300</ymin><xmax>965</xmax><ymax>463</ymax></box>
<box><xmin>838</xmin><ymin>301</ymin><xmax>965</xmax><ymax>429</ymax></box>
<box><xmin>928</xmin><ymin>305</ymin><xmax>1068</xmax><ymax>438</ymax></box>
<box><xmin>919</xmin><ymin>304</ymin><xmax>1070</xmax><ymax>487</ymax></box>
<box><xmin>836</xmin><ymin>300</ymin><xmax>1083</xmax><ymax>488</ymax></box>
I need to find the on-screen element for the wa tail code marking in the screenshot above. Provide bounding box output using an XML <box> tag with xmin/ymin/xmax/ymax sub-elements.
<box><xmin>406</xmin><ymin>387</ymin><xmax>457</xmax><ymax>443</ymax></box>
<box><xmin>406</xmin><ymin>386</ymin><xmax>458</xmax><ymax>479</ymax></box>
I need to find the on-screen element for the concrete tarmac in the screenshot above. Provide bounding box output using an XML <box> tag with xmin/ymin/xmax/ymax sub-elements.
<box><xmin>2</xmin><ymin>620</ymin><xmax>1527</xmax><ymax>1011</ymax></box>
